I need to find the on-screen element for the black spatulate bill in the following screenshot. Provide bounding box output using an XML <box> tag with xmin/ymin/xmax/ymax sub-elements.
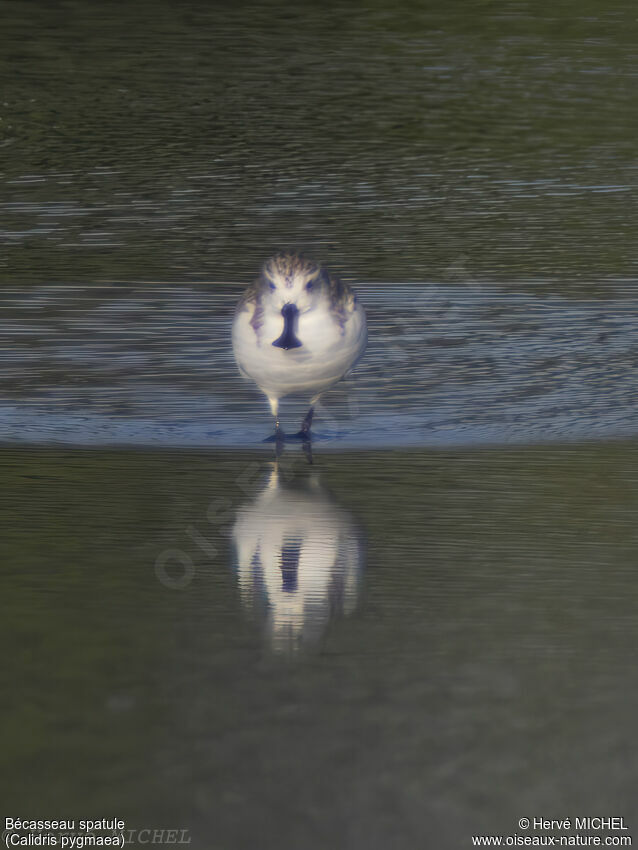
<box><xmin>272</xmin><ymin>303</ymin><xmax>302</xmax><ymax>350</ymax></box>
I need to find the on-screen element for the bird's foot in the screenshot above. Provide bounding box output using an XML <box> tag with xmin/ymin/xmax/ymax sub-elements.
<box><xmin>263</xmin><ymin>427</ymin><xmax>285</xmax><ymax>456</ymax></box>
<box><xmin>288</xmin><ymin>429</ymin><xmax>312</xmax><ymax>440</ymax></box>
<box><xmin>263</xmin><ymin>431</ymin><xmax>282</xmax><ymax>442</ymax></box>
<box><xmin>295</xmin><ymin>418</ymin><xmax>314</xmax><ymax>464</ymax></box>
<box><xmin>300</xmin><ymin>406</ymin><xmax>314</xmax><ymax>435</ymax></box>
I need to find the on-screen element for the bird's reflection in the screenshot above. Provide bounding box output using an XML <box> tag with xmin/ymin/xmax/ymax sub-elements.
<box><xmin>232</xmin><ymin>464</ymin><xmax>365</xmax><ymax>654</ymax></box>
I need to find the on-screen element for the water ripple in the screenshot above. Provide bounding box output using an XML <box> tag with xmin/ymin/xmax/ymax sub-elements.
<box><xmin>0</xmin><ymin>283</ymin><xmax>636</xmax><ymax>448</ymax></box>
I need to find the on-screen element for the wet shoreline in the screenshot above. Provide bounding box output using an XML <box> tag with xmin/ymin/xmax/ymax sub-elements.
<box><xmin>1</xmin><ymin>282</ymin><xmax>636</xmax><ymax>451</ymax></box>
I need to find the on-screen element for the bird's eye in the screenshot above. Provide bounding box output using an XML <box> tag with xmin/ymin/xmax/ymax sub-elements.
<box><xmin>306</xmin><ymin>280</ymin><xmax>314</xmax><ymax>292</ymax></box>
<box><xmin>269</xmin><ymin>282</ymin><xmax>276</xmax><ymax>292</ymax></box>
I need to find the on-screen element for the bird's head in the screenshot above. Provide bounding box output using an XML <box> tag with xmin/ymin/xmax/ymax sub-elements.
<box><xmin>260</xmin><ymin>251</ymin><xmax>325</xmax><ymax>310</ymax></box>
<box><xmin>259</xmin><ymin>252</ymin><xmax>327</xmax><ymax>349</ymax></box>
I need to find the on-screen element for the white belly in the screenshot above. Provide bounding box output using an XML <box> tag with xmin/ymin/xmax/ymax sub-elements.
<box><xmin>232</xmin><ymin>302</ymin><xmax>367</xmax><ymax>400</ymax></box>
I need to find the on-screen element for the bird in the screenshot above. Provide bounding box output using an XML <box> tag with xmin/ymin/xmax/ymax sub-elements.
<box><xmin>232</xmin><ymin>251</ymin><xmax>367</xmax><ymax>440</ymax></box>
<box><xmin>232</xmin><ymin>463</ymin><xmax>364</xmax><ymax>653</ymax></box>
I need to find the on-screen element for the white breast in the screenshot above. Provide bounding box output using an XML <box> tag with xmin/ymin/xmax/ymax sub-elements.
<box><xmin>232</xmin><ymin>299</ymin><xmax>367</xmax><ymax>400</ymax></box>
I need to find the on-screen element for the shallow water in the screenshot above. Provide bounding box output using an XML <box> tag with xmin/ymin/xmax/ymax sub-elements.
<box><xmin>3</xmin><ymin>0</ymin><xmax>638</xmax><ymax>846</ymax></box>
<box><xmin>1</xmin><ymin>282</ymin><xmax>637</xmax><ymax>449</ymax></box>
<box><xmin>3</xmin><ymin>445</ymin><xmax>638</xmax><ymax>846</ymax></box>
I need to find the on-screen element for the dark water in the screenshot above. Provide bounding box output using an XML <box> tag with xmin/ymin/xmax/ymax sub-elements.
<box><xmin>3</xmin><ymin>445</ymin><xmax>638</xmax><ymax>846</ymax></box>
<box><xmin>2</xmin><ymin>0</ymin><xmax>638</xmax><ymax>847</ymax></box>
<box><xmin>3</xmin><ymin>0</ymin><xmax>638</xmax><ymax>288</ymax></box>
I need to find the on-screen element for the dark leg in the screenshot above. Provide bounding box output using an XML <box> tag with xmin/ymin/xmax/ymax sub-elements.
<box><xmin>301</xmin><ymin>406</ymin><xmax>314</xmax><ymax>435</ymax></box>
<box><xmin>263</xmin><ymin>420</ymin><xmax>285</xmax><ymax>454</ymax></box>
<box><xmin>299</xmin><ymin>407</ymin><xmax>313</xmax><ymax>463</ymax></box>
<box><xmin>264</xmin><ymin>396</ymin><xmax>284</xmax><ymax>447</ymax></box>
<box><xmin>302</xmin><ymin>434</ymin><xmax>313</xmax><ymax>465</ymax></box>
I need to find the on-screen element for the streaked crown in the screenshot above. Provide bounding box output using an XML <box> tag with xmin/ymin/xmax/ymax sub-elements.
<box><xmin>262</xmin><ymin>251</ymin><xmax>322</xmax><ymax>290</ymax></box>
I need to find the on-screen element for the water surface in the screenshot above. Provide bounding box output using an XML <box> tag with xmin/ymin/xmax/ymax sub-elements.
<box><xmin>1</xmin><ymin>282</ymin><xmax>637</xmax><ymax>449</ymax></box>
<box><xmin>3</xmin><ymin>0</ymin><xmax>638</xmax><ymax>288</ymax></box>
<box><xmin>3</xmin><ymin>445</ymin><xmax>638</xmax><ymax>846</ymax></box>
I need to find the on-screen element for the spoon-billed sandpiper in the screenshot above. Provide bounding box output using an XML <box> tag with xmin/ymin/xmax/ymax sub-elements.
<box><xmin>232</xmin><ymin>251</ymin><xmax>367</xmax><ymax>440</ymax></box>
